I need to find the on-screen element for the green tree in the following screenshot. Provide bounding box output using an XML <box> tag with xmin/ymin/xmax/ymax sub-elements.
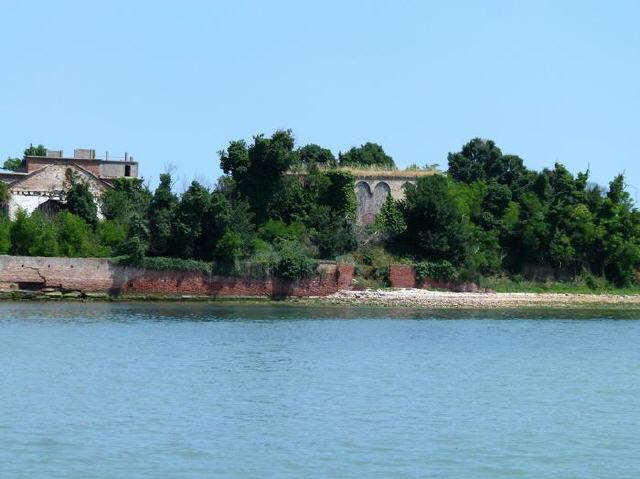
<box><xmin>2</xmin><ymin>158</ymin><xmax>23</xmax><ymax>171</ymax></box>
<box><xmin>298</xmin><ymin>144</ymin><xmax>336</xmax><ymax>166</ymax></box>
<box><xmin>339</xmin><ymin>142</ymin><xmax>395</xmax><ymax>168</ymax></box>
<box><xmin>219</xmin><ymin>130</ymin><xmax>298</xmax><ymax>224</ymax></box>
<box><xmin>24</xmin><ymin>144</ymin><xmax>47</xmax><ymax>156</ymax></box>
<box><xmin>10</xmin><ymin>210</ymin><xmax>58</xmax><ymax>256</ymax></box>
<box><xmin>172</xmin><ymin>181</ymin><xmax>212</xmax><ymax>259</ymax></box>
<box><xmin>95</xmin><ymin>220</ymin><xmax>127</xmax><ymax>255</ymax></box>
<box><xmin>0</xmin><ymin>182</ymin><xmax>9</xmax><ymax>214</ymax></box>
<box><xmin>375</xmin><ymin>195</ymin><xmax>406</xmax><ymax>238</ymax></box>
<box><xmin>66</xmin><ymin>181</ymin><xmax>97</xmax><ymax>226</ymax></box>
<box><xmin>55</xmin><ymin>212</ymin><xmax>104</xmax><ymax>257</ymax></box>
<box><xmin>401</xmin><ymin>175</ymin><xmax>468</xmax><ymax>265</ymax></box>
<box><xmin>272</xmin><ymin>239</ymin><xmax>316</xmax><ymax>281</ymax></box>
<box><xmin>0</xmin><ymin>217</ymin><xmax>11</xmax><ymax>253</ymax></box>
<box><xmin>101</xmin><ymin>178</ymin><xmax>151</xmax><ymax>225</ymax></box>
<box><xmin>447</xmin><ymin>138</ymin><xmax>502</xmax><ymax>184</ymax></box>
<box><xmin>118</xmin><ymin>213</ymin><xmax>149</xmax><ymax>265</ymax></box>
<box><xmin>148</xmin><ymin>173</ymin><xmax>178</xmax><ymax>256</ymax></box>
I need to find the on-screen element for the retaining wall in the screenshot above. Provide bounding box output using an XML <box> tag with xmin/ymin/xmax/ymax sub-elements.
<box><xmin>0</xmin><ymin>256</ymin><xmax>354</xmax><ymax>297</ymax></box>
<box><xmin>388</xmin><ymin>264</ymin><xmax>479</xmax><ymax>292</ymax></box>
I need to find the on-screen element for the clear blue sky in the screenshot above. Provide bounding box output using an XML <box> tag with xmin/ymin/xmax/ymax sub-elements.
<box><xmin>1</xmin><ymin>1</ymin><xmax>638</xmax><ymax>196</ymax></box>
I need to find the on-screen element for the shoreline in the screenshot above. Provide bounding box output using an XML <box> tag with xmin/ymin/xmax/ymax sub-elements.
<box><xmin>3</xmin><ymin>288</ymin><xmax>640</xmax><ymax>310</ymax></box>
<box><xmin>313</xmin><ymin>289</ymin><xmax>640</xmax><ymax>309</ymax></box>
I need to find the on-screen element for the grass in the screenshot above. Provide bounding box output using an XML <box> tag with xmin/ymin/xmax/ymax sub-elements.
<box><xmin>478</xmin><ymin>276</ymin><xmax>640</xmax><ymax>295</ymax></box>
<box><xmin>287</xmin><ymin>164</ymin><xmax>441</xmax><ymax>178</ymax></box>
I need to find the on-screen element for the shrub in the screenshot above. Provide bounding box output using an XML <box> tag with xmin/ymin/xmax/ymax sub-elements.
<box><xmin>0</xmin><ymin>218</ymin><xmax>10</xmax><ymax>253</ymax></box>
<box><xmin>272</xmin><ymin>239</ymin><xmax>317</xmax><ymax>281</ymax></box>
<box><xmin>415</xmin><ymin>260</ymin><xmax>457</xmax><ymax>282</ymax></box>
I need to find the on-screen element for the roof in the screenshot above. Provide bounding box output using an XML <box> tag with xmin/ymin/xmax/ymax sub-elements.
<box><xmin>6</xmin><ymin>163</ymin><xmax>114</xmax><ymax>190</ymax></box>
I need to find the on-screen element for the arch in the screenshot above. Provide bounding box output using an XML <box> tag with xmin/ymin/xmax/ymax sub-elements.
<box><xmin>355</xmin><ymin>181</ymin><xmax>374</xmax><ymax>224</ymax></box>
<box><xmin>355</xmin><ymin>181</ymin><xmax>372</xmax><ymax>196</ymax></box>
<box><xmin>373</xmin><ymin>181</ymin><xmax>391</xmax><ymax>211</ymax></box>
<box><xmin>36</xmin><ymin>199</ymin><xmax>64</xmax><ymax>219</ymax></box>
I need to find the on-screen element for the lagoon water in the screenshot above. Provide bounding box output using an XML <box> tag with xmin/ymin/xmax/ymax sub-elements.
<box><xmin>1</xmin><ymin>303</ymin><xmax>640</xmax><ymax>478</ymax></box>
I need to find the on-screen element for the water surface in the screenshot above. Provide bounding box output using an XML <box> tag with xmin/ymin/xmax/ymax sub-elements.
<box><xmin>1</xmin><ymin>302</ymin><xmax>640</xmax><ymax>478</ymax></box>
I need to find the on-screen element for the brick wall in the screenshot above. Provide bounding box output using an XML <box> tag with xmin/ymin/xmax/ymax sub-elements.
<box><xmin>388</xmin><ymin>264</ymin><xmax>417</xmax><ymax>288</ymax></box>
<box><xmin>0</xmin><ymin>256</ymin><xmax>354</xmax><ymax>297</ymax></box>
<box><xmin>388</xmin><ymin>264</ymin><xmax>479</xmax><ymax>292</ymax></box>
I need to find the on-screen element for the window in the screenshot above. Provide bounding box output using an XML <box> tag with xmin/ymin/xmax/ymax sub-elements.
<box><xmin>124</xmin><ymin>165</ymin><xmax>131</xmax><ymax>177</ymax></box>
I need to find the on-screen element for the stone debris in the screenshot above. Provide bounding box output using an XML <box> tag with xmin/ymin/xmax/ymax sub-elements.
<box><xmin>322</xmin><ymin>288</ymin><xmax>640</xmax><ymax>309</ymax></box>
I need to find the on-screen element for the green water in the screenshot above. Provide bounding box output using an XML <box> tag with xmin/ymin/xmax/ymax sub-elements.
<box><xmin>1</xmin><ymin>302</ymin><xmax>640</xmax><ymax>478</ymax></box>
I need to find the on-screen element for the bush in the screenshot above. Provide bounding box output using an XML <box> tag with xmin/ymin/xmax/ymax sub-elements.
<box><xmin>415</xmin><ymin>260</ymin><xmax>457</xmax><ymax>282</ymax></box>
<box><xmin>55</xmin><ymin>211</ymin><xmax>106</xmax><ymax>257</ymax></box>
<box><xmin>272</xmin><ymin>239</ymin><xmax>317</xmax><ymax>281</ymax></box>
<box><xmin>0</xmin><ymin>218</ymin><xmax>11</xmax><ymax>253</ymax></box>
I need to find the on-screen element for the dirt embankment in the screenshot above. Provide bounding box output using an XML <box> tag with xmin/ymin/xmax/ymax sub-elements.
<box><xmin>321</xmin><ymin>289</ymin><xmax>640</xmax><ymax>309</ymax></box>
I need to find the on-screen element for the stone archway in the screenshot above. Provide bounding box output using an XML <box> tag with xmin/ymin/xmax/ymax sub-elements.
<box><xmin>373</xmin><ymin>182</ymin><xmax>391</xmax><ymax>213</ymax></box>
<box><xmin>355</xmin><ymin>181</ymin><xmax>375</xmax><ymax>225</ymax></box>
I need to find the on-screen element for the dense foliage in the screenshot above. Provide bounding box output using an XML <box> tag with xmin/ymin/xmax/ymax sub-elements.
<box><xmin>2</xmin><ymin>158</ymin><xmax>22</xmax><ymax>171</ymax></box>
<box><xmin>382</xmin><ymin>138</ymin><xmax>640</xmax><ymax>286</ymax></box>
<box><xmin>338</xmin><ymin>142</ymin><xmax>395</xmax><ymax>168</ymax></box>
<box><xmin>2</xmin><ymin>132</ymin><xmax>640</xmax><ymax>287</ymax></box>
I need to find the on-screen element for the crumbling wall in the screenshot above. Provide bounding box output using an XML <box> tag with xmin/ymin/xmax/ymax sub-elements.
<box><xmin>0</xmin><ymin>256</ymin><xmax>354</xmax><ymax>297</ymax></box>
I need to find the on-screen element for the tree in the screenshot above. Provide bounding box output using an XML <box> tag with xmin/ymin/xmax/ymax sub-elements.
<box><xmin>401</xmin><ymin>175</ymin><xmax>468</xmax><ymax>265</ymax></box>
<box><xmin>0</xmin><ymin>217</ymin><xmax>10</xmax><ymax>253</ymax></box>
<box><xmin>24</xmin><ymin>144</ymin><xmax>47</xmax><ymax>156</ymax></box>
<box><xmin>219</xmin><ymin>130</ymin><xmax>298</xmax><ymax>224</ymax></box>
<box><xmin>10</xmin><ymin>210</ymin><xmax>58</xmax><ymax>256</ymax></box>
<box><xmin>2</xmin><ymin>158</ymin><xmax>22</xmax><ymax>171</ymax></box>
<box><xmin>298</xmin><ymin>144</ymin><xmax>336</xmax><ymax>167</ymax></box>
<box><xmin>55</xmin><ymin>212</ymin><xmax>103</xmax><ymax>257</ymax></box>
<box><xmin>447</xmin><ymin>138</ymin><xmax>502</xmax><ymax>184</ymax></box>
<box><xmin>375</xmin><ymin>195</ymin><xmax>406</xmax><ymax>238</ymax></box>
<box><xmin>148</xmin><ymin>173</ymin><xmax>178</xmax><ymax>257</ymax></box>
<box><xmin>118</xmin><ymin>213</ymin><xmax>149</xmax><ymax>265</ymax></box>
<box><xmin>0</xmin><ymin>182</ymin><xmax>9</xmax><ymax>213</ymax></box>
<box><xmin>171</xmin><ymin>181</ymin><xmax>211</xmax><ymax>259</ymax></box>
<box><xmin>66</xmin><ymin>181</ymin><xmax>97</xmax><ymax>226</ymax></box>
<box><xmin>101</xmin><ymin>178</ymin><xmax>151</xmax><ymax>225</ymax></box>
<box><xmin>339</xmin><ymin>142</ymin><xmax>395</xmax><ymax>168</ymax></box>
<box><xmin>272</xmin><ymin>239</ymin><xmax>316</xmax><ymax>281</ymax></box>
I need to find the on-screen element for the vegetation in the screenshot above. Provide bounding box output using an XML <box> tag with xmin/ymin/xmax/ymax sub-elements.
<box><xmin>24</xmin><ymin>144</ymin><xmax>47</xmax><ymax>156</ymax></box>
<box><xmin>1</xmin><ymin>132</ymin><xmax>640</xmax><ymax>290</ymax></box>
<box><xmin>2</xmin><ymin>158</ymin><xmax>22</xmax><ymax>171</ymax></box>
<box><xmin>339</xmin><ymin>142</ymin><xmax>395</xmax><ymax>169</ymax></box>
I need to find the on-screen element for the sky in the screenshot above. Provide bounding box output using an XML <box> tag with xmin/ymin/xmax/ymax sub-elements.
<box><xmin>1</xmin><ymin>0</ymin><xmax>639</xmax><ymax>196</ymax></box>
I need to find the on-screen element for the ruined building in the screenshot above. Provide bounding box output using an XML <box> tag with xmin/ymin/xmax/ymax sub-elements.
<box><xmin>353</xmin><ymin>171</ymin><xmax>433</xmax><ymax>225</ymax></box>
<box><xmin>0</xmin><ymin>148</ymin><xmax>138</xmax><ymax>219</ymax></box>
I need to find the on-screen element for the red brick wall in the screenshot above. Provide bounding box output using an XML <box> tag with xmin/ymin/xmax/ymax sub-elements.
<box><xmin>388</xmin><ymin>264</ymin><xmax>416</xmax><ymax>288</ymax></box>
<box><xmin>0</xmin><ymin>256</ymin><xmax>354</xmax><ymax>297</ymax></box>
<box><xmin>388</xmin><ymin>264</ymin><xmax>479</xmax><ymax>292</ymax></box>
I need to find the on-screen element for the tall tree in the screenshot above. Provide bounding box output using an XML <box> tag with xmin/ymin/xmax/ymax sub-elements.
<box><xmin>148</xmin><ymin>173</ymin><xmax>178</xmax><ymax>257</ymax></box>
<box><xmin>447</xmin><ymin>138</ymin><xmax>502</xmax><ymax>184</ymax></box>
<box><xmin>401</xmin><ymin>176</ymin><xmax>468</xmax><ymax>265</ymax></box>
<box><xmin>66</xmin><ymin>182</ymin><xmax>97</xmax><ymax>226</ymax></box>
<box><xmin>101</xmin><ymin>178</ymin><xmax>151</xmax><ymax>225</ymax></box>
<box><xmin>219</xmin><ymin>129</ymin><xmax>298</xmax><ymax>224</ymax></box>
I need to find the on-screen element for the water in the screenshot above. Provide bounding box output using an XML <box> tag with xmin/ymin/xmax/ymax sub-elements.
<box><xmin>1</xmin><ymin>302</ymin><xmax>640</xmax><ymax>478</ymax></box>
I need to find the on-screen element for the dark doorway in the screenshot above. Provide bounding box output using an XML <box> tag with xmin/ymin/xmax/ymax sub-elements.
<box><xmin>36</xmin><ymin>199</ymin><xmax>64</xmax><ymax>219</ymax></box>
